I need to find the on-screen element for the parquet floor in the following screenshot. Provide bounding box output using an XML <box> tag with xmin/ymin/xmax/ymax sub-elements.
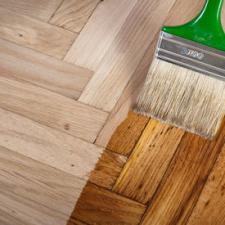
<box><xmin>0</xmin><ymin>0</ymin><xmax>225</xmax><ymax>225</ymax></box>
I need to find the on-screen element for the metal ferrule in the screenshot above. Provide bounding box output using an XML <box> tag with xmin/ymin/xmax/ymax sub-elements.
<box><xmin>156</xmin><ymin>31</ymin><xmax>225</xmax><ymax>81</ymax></box>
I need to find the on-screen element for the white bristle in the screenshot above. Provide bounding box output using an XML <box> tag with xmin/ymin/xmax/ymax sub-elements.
<box><xmin>135</xmin><ymin>58</ymin><xmax>225</xmax><ymax>139</ymax></box>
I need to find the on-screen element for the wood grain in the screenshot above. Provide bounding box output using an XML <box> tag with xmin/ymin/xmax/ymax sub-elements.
<box><xmin>0</xmin><ymin>7</ymin><xmax>76</xmax><ymax>59</ymax></box>
<box><xmin>0</xmin><ymin>146</ymin><xmax>86</xmax><ymax>225</ymax></box>
<box><xmin>67</xmin><ymin>219</ymin><xmax>87</xmax><ymax>225</ymax></box>
<box><xmin>50</xmin><ymin>0</ymin><xmax>100</xmax><ymax>33</ymax></box>
<box><xmin>141</xmin><ymin>125</ymin><xmax>225</xmax><ymax>225</ymax></box>
<box><xmin>0</xmin><ymin>38</ymin><xmax>93</xmax><ymax>99</ymax></box>
<box><xmin>95</xmin><ymin>38</ymin><xmax>157</xmax><ymax>148</ymax></box>
<box><xmin>64</xmin><ymin>0</ymin><xmax>138</xmax><ymax>71</ymax></box>
<box><xmin>0</xmin><ymin>76</ymin><xmax>108</xmax><ymax>142</ymax></box>
<box><xmin>78</xmin><ymin>0</ymin><xmax>177</xmax><ymax>112</ymax></box>
<box><xmin>106</xmin><ymin>112</ymin><xmax>149</xmax><ymax>156</ymax></box>
<box><xmin>71</xmin><ymin>183</ymin><xmax>146</xmax><ymax>225</ymax></box>
<box><xmin>0</xmin><ymin>107</ymin><xmax>103</xmax><ymax>179</ymax></box>
<box><xmin>0</xmin><ymin>0</ymin><xmax>62</xmax><ymax>21</ymax></box>
<box><xmin>113</xmin><ymin>119</ymin><xmax>185</xmax><ymax>204</ymax></box>
<box><xmin>187</xmin><ymin>144</ymin><xmax>225</xmax><ymax>225</ymax></box>
<box><xmin>89</xmin><ymin>150</ymin><xmax>127</xmax><ymax>189</ymax></box>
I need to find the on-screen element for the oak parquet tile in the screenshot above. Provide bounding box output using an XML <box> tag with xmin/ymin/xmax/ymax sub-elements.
<box><xmin>0</xmin><ymin>38</ymin><xmax>93</xmax><ymax>99</ymax></box>
<box><xmin>0</xmin><ymin>0</ymin><xmax>62</xmax><ymax>21</ymax></box>
<box><xmin>64</xmin><ymin>0</ymin><xmax>138</xmax><ymax>71</ymax></box>
<box><xmin>89</xmin><ymin>150</ymin><xmax>127</xmax><ymax>189</ymax></box>
<box><xmin>71</xmin><ymin>183</ymin><xmax>146</xmax><ymax>225</ymax></box>
<box><xmin>0</xmin><ymin>76</ymin><xmax>108</xmax><ymax>142</ymax></box>
<box><xmin>113</xmin><ymin>120</ymin><xmax>185</xmax><ymax>204</ymax></box>
<box><xmin>0</xmin><ymin>7</ymin><xmax>76</xmax><ymax>59</ymax></box>
<box><xmin>187</xmin><ymin>144</ymin><xmax>225</xmax><ymax>225</ymax></box>
<box><xmin>50</xmin><ymin>0</ymin><xmax>100</xmax><ymax>33</ymax></box>
<box><xmin>0</xmin><ymin>146</ymin><xmax>86</xmax><ymax>225</ymax></box>
<box><xmin>141</xmin><ymin>125</ymin><xmax>225</xmax><ymax>225</ymax></box>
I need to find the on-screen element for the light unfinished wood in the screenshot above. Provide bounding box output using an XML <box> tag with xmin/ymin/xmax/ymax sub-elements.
<box><xmin>72</xmin><ymin>183</ymin><xmax>146</xmax><ymax>225</ymax></box>
<box><xmin>106</xmin><ymin>112</ymin><xmax>149</xmax><ymax>156</ymax></box>
<box><xmin>187</xmin><ymin>144</ymin><xmax>225</xmax><ymax>225</ymax></box>
<box><xmin>0</xmin><ymin>146</ymin><xmax>86</xmax><ymax>225</ymax></box>
<box><xmin>89</xmin><ymin>150</ymin><xmax>127</xmax><ymax>189</ymax></box>
<box><xmin>141</xmin><ymin>126</ymin><xmax>225</xmax><ymax>225</ymax></box>
<box><xmin>0</xmin><ymin>107</ymin><xmax>103</xmax><ymax>178</ymax></box>
<box><xmin>64</xmin><ymin>0</ymin><xmax>138</xmax><ymax>71</ymax></box>
<box><xmin>78</xmin><ymin>0</ymin><xmax>177</xmax><ymax>112</ymax></box>
<box><xmin>50</xmin><ymin>0</ymin><xmax>100</xmax><ymax>33</ymax></box>
<box><xmin>0</xmin><ymin>76</ymin><xmax>108</xmax><ymax>142</ymax></box>
<box><xmin>0</xmin><ymin>0</ymin><xmax>62</xmax><ymax>21</ymax></box>
<box><xmin>95</xmin><ymin>39</ymin><xmax>157</xmax><ymax>148</ymax></box>
<box><xmin>113</xmin><ymin>119</ymin><xmax>185</xmax><ymax>204</ymax></box>
<box><xmin>0</xmin><ymin>38</ymin><xmax>93</xmax><ymax>99</ymax></box>
<box><xmin>0</xmin><ymin>7</ymin><xmax>76</xmax><ymax>59</ymax></box>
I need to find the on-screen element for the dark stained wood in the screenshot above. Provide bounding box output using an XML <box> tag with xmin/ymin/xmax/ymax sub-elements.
<box><xmin>71</xmin><ymin>183</ymin><xmax>146</xmax><ymax>225</ymax></box>
<box><xmin>141</xmin><ymin>125</ymin><xmax>225</xmax><ymax>225</ymax></box>
<box><xmin>113</xmin><ymin>119</ymin><xmax>185</xmax><ymax>203</ymax></box>
<box><xmin>107</xmin><ymin>112</ymin><xmax>149</xmax><ymax>156</ymax></box>
<box><xmin>89</xmin><ymin>150</ymin><xmax>127</xmax><ymax>189</ymax></box>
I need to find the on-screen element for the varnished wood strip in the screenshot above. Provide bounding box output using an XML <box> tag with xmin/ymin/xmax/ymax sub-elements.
<box><xmin>67</xmin><ymin>219</ymin><xmax>87</xmax><ymax>225</ymax></box>
<box><xmin>187</xmin><ymin>144</ymin><xmax>225</xmax><ymax>225</ymax></box>
<box><xmin>95</xmin><ymin>37</ymin><xmax>157</xmax><ymax>148</ymax></box>
<box><xmin>78</xmin><ymin>0</ymin><xmax>177</xmax><ymax>112</ymax></box>
<box><xmin>0</xmin><ymin>0</ymin><xmax>62</xmax><ymax>21</ymax></box>
<box><xmin>71</xmin><ymin>183</ymin><xmax>146</xmax><ymax>225</ymax></box>
<box><xmin>106</xmin><ymin>112</ymin><xmax>149</xmax><ymax>156</ymax></box>
<box><xmin>0</xmin><ymin>38</ymin><xmax>93</xmax><ymax>99</ymax></box>
<box><xmin>0</xmin><ymin>146</ymin><xmax>86</xmax><ymax>225</ymax></box>
<box><xmin>141</xmin><ymin>125</ymin><xmax>225</xmax><ymax>225</ymax></box>
<box><xmin>0</xmin><ymin>77</ymin><xmax>108</xmax><ymax>142</ymax></box>
<box><xmin>89</xmin><ymin>150</ymin><xmax>127</xmax><ymax>189</ymax></box>
<box><xmin>0</xmin><ymin>7</ymin><xmax>76</xmax><ymax>59</ymax></box>
<box><xmin>64</xmin><ymin>0</ymin><xmax>138</xmax><ymax>71</ymax></box>
<box><xmin>50</xmin><ymin>0</ymin><xmax>100</xmax><ymax>33</ymax></box>
<box><xmin>0</xmin><ymin>107</ymin><xmax>103</xmax><ymax>178</ymax></box>
<box><xmin>113</xmin><ymin>119</ymin><xmax>185</xmax><ymax>204</ymax></box>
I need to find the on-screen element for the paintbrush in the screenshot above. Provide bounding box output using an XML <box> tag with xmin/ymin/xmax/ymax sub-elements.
<box><xmin>134</xmin><ymin>0</ymin><xmax>225</xmax><ymax>139</ymax></box>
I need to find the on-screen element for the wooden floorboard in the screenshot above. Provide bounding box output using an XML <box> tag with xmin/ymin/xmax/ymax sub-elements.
<box><xmin>0</xmin><ymin>38</ymin><xmax>93</xmax><ymax>99</ymax></box>
<box><xmin>0</xmin><ymin>0</ymin><xmax>62</xmax><ymax>21</ymax></box>
<box><xmin>71</xmin><ymin>183</ymin><xmax>146</xmax><ymax>225</ymax></box>
<box><xmin>1</xmin><ymin>0</ymin><xmax>225</xmax><ymax>224</ymax></box>
<box><xmin>0</xmin><ymin>7</ymin><xmax>76</xmax><ymax>59</ymax></box>
<box><xmin>0</xmin><ymin>76</ymin><xmax>108</xmax><ymax>142</ymax></box>
<box><xmin>50</xmin><ymin>0</ymin><xmax>101</xmax><ymax>33</ymax></box>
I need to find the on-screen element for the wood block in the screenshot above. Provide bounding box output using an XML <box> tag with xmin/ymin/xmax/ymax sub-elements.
<box><xmin>141</xmin><ymin>125</ymin><xmax>225</xmax><ymax>225</ymax></box>
<box><xmin>67</xmin><ymin>219</ymin><xmax>87</xmax><ymax>225</ymax></box>
<box><xmin>106</xmin><ymin>112</ymin><xmax>149</xmax><ymax>156</ymax></box>
<box><xmin>187</xmin><ymin>144</ymin><xmax>225</xmax><ymax>225</ymax></box>
<box><xmin>50</xmin><ymin>0</ymin><xmax>100</xmax><ymax>33</ymax></box>
<box><xmin>113</xmin><ymin>119</ymin><xmax>185</xmax><ymax>203</ymax></box>
<box><xmin>78</xmin><ymin>0</ymin><xmax>177</xmax><ymax>112</ymax></box>
<box><xmin>64</xmin><ymin>0</ymin><xmax>138</xmax><ymax>71</ymax></box>
<box><xmin>89</xmin><ymin>150</ymin><xmax>127</xmax><ymax>189</ymax></box>
<box><xmin>0</xmin><ymin>38</ymin><xmax>93</xmax><ymax>99</ymax></box>
<box><xmin>0</xmin><ymin>0</ymin><xmax>61</xmax><ymax>21</ymax></box>
<box><xmin>0</xmin><ymin>76</ymin><xmax>108</xmax><ymax>142</ymax></box>
<box><xmin>0</xmin><ymin>107</ymin><xmax>103</xmax><ymax>178</ymax></box>
<box><xmin>95</xmin><ymin>38</ymin><xmax>157</xmax><ymax>148</ymax></box>
<box><xmin>0</xmin><ymin>146</ymin><xmax>86</xmax><ymax>225</ymax></box>
<box><xmin>0</xmin><ymin>7</ymin><xmax>76</xmax><ymax>59</ymax></box>
<box><xmin>72</xmin><ymin>183</ymin><xmax>146</xmax><ymax>225</ymax></box>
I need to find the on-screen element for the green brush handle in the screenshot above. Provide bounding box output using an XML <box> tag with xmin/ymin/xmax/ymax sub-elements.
<box><xmin>163</xmin><ymin>0</ymin><xmax>225</xmax><ymax>51</ymax></box>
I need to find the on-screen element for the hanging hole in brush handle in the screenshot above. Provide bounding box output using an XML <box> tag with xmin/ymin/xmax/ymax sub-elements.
<box><xmin>162</xmin><ymin>0</ymin><xmax>225</xmax><ymax>51</ymax></box>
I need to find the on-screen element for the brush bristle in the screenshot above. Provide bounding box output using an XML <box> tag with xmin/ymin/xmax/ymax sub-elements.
<box><xmin>134</xmin><ymin>58</ymin><xmax>225</xmax><ymax>139</ymax></box>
